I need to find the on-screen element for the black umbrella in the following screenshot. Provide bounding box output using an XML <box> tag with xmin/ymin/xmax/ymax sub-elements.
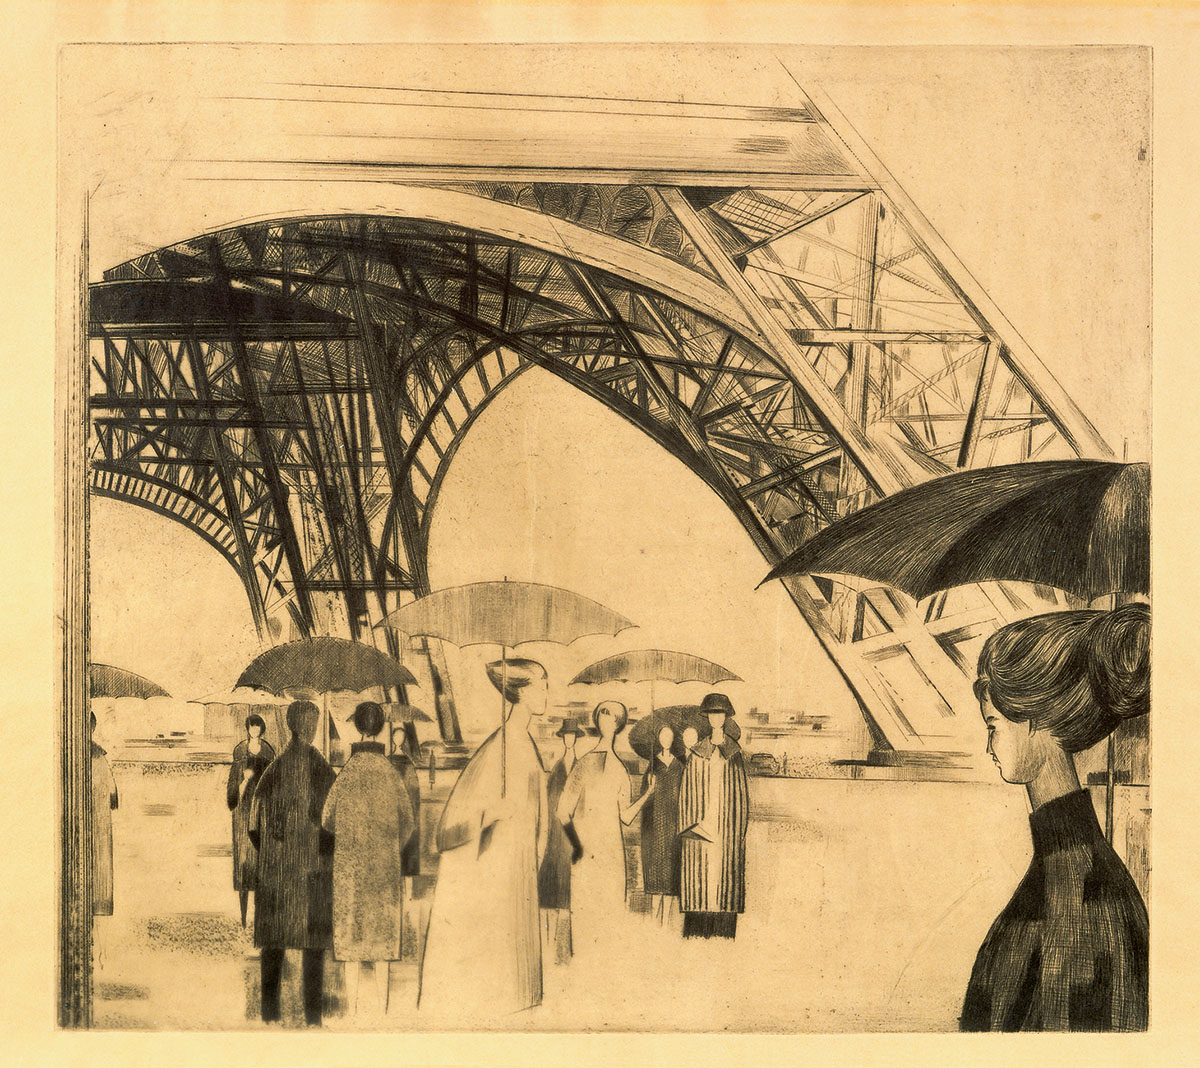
<box><xmin>89</xmin><ymin>664</ymin><xmax>171</xmax><ymax>700</ymax></box>
<box><xmin>235</xmin><ymin>637</ymin><xmax>418</xmax><ymax>757</ymax></box>
<box><xmin>234</xmin><ymin>637</ymin><xmax>418</xmax><ymax>695</ymax></box>
<box><xmin>627</xmin><ymin>704</ymin><xmax>741</xmax><ymax>760</ymax></box>
<box><xmin>761</xmin><ymin>460</ymin><xmax>1149</xmax><ymax>602</ymax></box>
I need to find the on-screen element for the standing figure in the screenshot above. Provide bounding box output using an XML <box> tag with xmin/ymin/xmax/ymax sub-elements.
<box><xmin>249</xmin><ymin>700</ymin><xmax>336</xmax><ymax>1027</ymax></box>
<box><xmin>678</xmin><ymin>693</ymin><xmax>750</xmax><ymax>939</ymax></box>
<box><xmin>91</xmin><ymin>711</ymin><xmax>118</xmax><ymax>968</ymax></box>
<box><xmin>640</xmin><ymin>723</ymin><xmax>685</xmax><ymax>925</ymax></box>
<box><xmin>538</xmin><ymin>718</ymin><xmax>583</xmax><ymax>963</ymax></box>
<box><xmin>226</xmin><ymin>714</ymin><xmax>276</xmax><ymax>927</ymax></box>
<box><xmin>322</xmin><ymin>702</ymin><xmax>414</xmax><ymax>1017</ymax></box>
<box><xmin>389</xmin><ymin>722</ymin><xmax>424</xmax><ymax>895</ymax></box>
<box><xmin>418</xmin><ymin>659</ymin><xmax>549</xmax><ymax>1019</ymax></box>
<box><xmin>557</xmin><ymin>701</ymin><xmax>655</xmax><ymax>954</ymax></box>
<box><xmin>961</xmin><ymin>603</ymin><xmax>1150</xmax><ymax>1032</ymax></box>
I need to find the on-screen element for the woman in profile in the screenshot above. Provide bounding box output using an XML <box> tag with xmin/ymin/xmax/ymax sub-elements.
<box><xmin>226</xmin><ymin>713</ymin><xmax>275</xmax><ymax>927</ymax></box>
<box><xmin>962</xmin><ymin>602</ymin><xmax>1149</xmax><ymax>1032</ymax></box>
<box><xmin>418</xmin><ymin>658</ymin><xmax>549</xmax><ymax>1019</ymax></box>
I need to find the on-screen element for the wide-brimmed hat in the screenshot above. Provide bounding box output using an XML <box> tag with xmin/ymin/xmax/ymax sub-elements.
<box><xmin>556</xmin><ymin>717</ymin><xmax>585</xmax><ymax>738</ymax></box>
<box><xmin>701</xmin><ymin>692</ymin><xmax>736</xmax><ymax>717</ymax></box>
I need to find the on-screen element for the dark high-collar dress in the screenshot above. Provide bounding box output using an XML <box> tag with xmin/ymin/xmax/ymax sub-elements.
<box><xmin>640</xmin><ymin>751</ymin><xmax>684</xmax><ymax>896</ymax></box>
<box><xmin>960</xmin><ymin>789</ymin><xmax>1148</xmax><ymax>1032</ymax></box>
<box><xmin>227</xmin><ymin>738</ymin><xmax>275</xmax><ymax>891</ymax></box>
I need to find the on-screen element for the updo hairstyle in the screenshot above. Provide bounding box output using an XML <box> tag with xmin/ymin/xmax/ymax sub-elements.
<box><xmin>485</xmin><ymin>658</ymin><xmax>548</xmax><ymax>704</ymax></box>
<box><xmin>975</xmin><ymin>602</ymin><xmax>1149</xmax><ymax>753</ymax></box>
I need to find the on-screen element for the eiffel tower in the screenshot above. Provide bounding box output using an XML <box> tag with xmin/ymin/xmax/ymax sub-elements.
<box><xmin>85</xmin><ymin>82</ymin><xmax>1113</xmax><ymax>762</ymax></box>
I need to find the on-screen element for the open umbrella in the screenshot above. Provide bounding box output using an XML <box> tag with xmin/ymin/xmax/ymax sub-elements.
<box><xmin>89</xmin><ymin>664</ymin><xmax>171</xmax><ymax>700</ymax></box>
<box><xmin>383</xmin><ymin>702</ymin><xmax>434</xmax><ymax>723</ymax></box>
<box><xmin>760</xmin><ymin>460</ymin><xmax>1149</xmax><ymax>602</ymax></box>
<box><xmin>189</xmin><ymin>688</ymin><xmax>289</xmax><ymax>706</ymax></box>
<box><xmin>235</xmin><ymin>637</ymin><xmax>418</xmax><ymax>756</ymax></box>
<box><xmin>762</xmin><ymin>459</ymin><xmax>1149</xmax><ymax>846</ymax></box>
<box><xmin>627</xmin><ymin>703</ymin><xmax>740</xmax><ymax>760</ymax></box>
<box><xmin>235</xmin><ymin>637</ymin><xmax>417</xmax><ymax>694</ymax></box>
<box><xmin>380</xmin><ymin>580</ymin><xmax>634</xmax><ymax>795</ymax></box>
<box><xmin>570</xmin><ymin>649</ymin><xmax>742</xmax><ymax>714</ymax></box>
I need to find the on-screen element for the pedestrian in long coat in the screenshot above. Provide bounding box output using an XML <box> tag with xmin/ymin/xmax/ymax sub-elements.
<box><xmin>538</xmin><ymin>718</ymin><xmax>583</xmax><ymax>962</ymax></box>
<box><xmin>418</xmin><ymin>658</ymin><xmax>549</xmax><ymax>1020</ymax></box>
<box><xmin>678</xmin><ymin>693</ymin><xmax>749</xmax><ymax>939</ymax></box>
<box><xmin>250</xmin><ymin>700</ymin><xmax>335</xmax><ymax>1026</ymax></box>
<box><xmin>323</xmin><ymin>702</ymin><xmax>414</xmax><ymax>1017</ymax></box>
<box><xmin>226</xmin><ymin>714</ymin><xmax>275</xmax><ymax>927</ymax></box>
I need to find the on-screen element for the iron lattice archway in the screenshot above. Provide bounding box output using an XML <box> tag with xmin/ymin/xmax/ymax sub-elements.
<box><xmin>89</xmin><ymin>195</ymin><xmax>1094</xmax><ymax>751</ymax></box>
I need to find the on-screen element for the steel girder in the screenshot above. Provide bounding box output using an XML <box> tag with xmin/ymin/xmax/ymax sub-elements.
<box><xmin>88</xmin><ymin>185</ymin><xmax>1101</xmax><ymax>754</ymax></box>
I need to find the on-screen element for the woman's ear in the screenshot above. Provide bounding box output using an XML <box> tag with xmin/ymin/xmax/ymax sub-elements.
<box><xmin>1026</xmin><ymin>720</ymin><xmax>1057</xmax><ymax>768</ymax></box>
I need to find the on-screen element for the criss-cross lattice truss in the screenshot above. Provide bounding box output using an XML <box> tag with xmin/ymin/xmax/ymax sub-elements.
<box><xmin>88</xmin><ymin>95</ymin><xmax>1109</xmax><ymax>754</ymax></box>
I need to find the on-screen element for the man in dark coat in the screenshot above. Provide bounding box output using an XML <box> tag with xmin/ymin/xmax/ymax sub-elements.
<box><xmin>249</xmin><ymin>700</ymin><xmax>336</xmax><ymax>1026</ymax></box>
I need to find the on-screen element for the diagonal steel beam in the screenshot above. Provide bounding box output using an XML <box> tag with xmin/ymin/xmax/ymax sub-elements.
<box><xmin>799</xmin><ymin>84</ymin><xmax>1113</xmax><ymax>460</ymax></box>
<box><xmin>284</xmin><ymin>341</ymin><xmax>366</xmax><ymax>639</ymax></box>
<box><xmin>336</xmin><ymin>223</ymin><xmax>455</xmax><ymax>733</ymax></box>
<box><xmin>737</xmin><ymin>191</ymin><xmax>870</xmax><ymax>255</ymax></box>
<box><xmin>565</xmin><ymin>263</ymin><xmax>784</xmax><ymax>544</ymax></box>
<box><xmin>659</xmin><ymin>186</ymin><xmax>913</xmax><ymax>496</ymax></box>
<box><xmin>308</xmin><ymin>336</ymin><xmax>406</xmax><ymax>637</ymax></box>
<box><xmin>207</xmin><ymin>240</ymin><xmax>317</xmax><ymax>635</ymax></box>
<box><xmin>957</xmin><ymin>342</ymin><xmax>1000</xmax><ymax>469</ymax></box>
<box><xmin>180</xmin><ymin>334</ymin><xmax>272</xmax><ymax>637</ymax></box>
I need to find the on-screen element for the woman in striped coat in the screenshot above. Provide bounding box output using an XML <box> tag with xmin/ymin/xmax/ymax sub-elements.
<box><xmin>678</xmin><ymin>693</ymin><xmax>749</xmax><ymax>939</ymax></box>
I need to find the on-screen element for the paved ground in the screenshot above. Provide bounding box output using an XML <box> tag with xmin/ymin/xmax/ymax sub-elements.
<box><xmin>92</xmin><ymin>761</ymin><xmax>1040</xmax><ymax>1032</ymax></box>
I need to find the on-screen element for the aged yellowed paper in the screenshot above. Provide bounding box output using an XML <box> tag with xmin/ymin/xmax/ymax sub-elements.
<box><xmin>3</xmin><ymin>2</ymin><xmax>1199</xmax><ymax>1065</ymax></box>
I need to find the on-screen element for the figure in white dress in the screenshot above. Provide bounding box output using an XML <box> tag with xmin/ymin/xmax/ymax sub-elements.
<box><xmin>556</xmin><ymin>701</ymin><xmax>654</xmax><ymax>954</ymax></box>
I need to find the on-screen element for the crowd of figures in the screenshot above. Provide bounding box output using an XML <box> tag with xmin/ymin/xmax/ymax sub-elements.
<box><xmin>224</xmin><ymin>701</ymin><xmax>422</xmax><ymax>1023</ymax></box>
<box><xmin>538</xmin><ymin>691</ymin><xmax>751</xmax><ymax>957</ymax></box>
<box><xmin>89</xmin><ymin>603</ymin><xmax>1151</xmax><ymax>1031</ymax></box>
<box><xmin>410</xmin><ymin>660</ymin><xmax>755</xmax><ymax>1019</ymax></box>
<box><xmin>216</xmin><ymin>663</ymin><xmax>751</xmax><ymax>1025</ymax></box>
